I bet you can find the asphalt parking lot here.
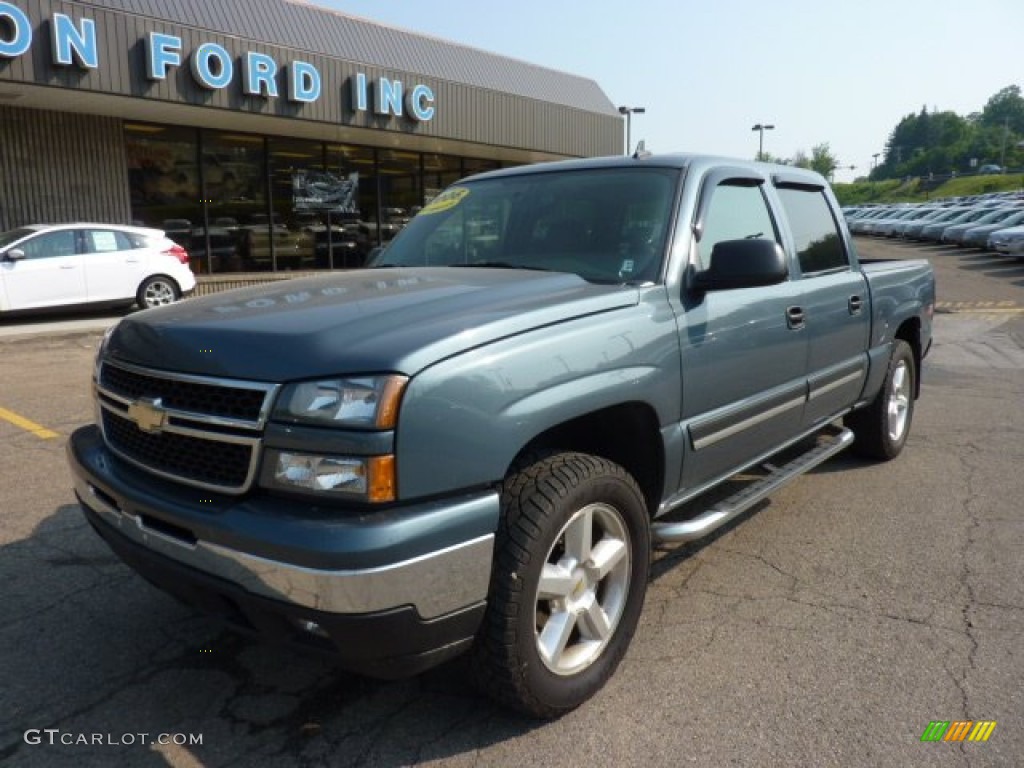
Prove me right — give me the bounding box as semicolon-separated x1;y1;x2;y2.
1;239;1022;767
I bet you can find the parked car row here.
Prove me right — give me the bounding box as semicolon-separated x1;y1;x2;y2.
844;192;1024;256
1;223;196;316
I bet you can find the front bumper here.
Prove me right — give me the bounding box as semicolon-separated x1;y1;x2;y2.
991;239;1024;254
68;425;498;675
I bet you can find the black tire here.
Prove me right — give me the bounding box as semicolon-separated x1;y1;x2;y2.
137;275;181;309
847;339;916;460
471;452;650;718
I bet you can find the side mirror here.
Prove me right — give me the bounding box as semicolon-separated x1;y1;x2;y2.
4;248;26;262
692;239;788;291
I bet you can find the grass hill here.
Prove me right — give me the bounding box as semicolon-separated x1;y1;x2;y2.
834;173;1024;206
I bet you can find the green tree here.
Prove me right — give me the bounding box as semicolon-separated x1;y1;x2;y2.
875;104;993;179
809;143;838;177
979;85;1024;133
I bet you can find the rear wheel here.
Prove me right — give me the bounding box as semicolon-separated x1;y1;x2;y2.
847;339;916;460
137;275;180;309
472;452;650;718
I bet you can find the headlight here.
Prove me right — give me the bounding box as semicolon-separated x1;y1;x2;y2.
94;323;118;379
269;450;395;502
273;375;407;429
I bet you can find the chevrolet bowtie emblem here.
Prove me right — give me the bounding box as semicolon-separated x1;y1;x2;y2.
127;397;168;433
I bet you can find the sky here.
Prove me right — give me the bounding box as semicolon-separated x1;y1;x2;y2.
309;0;1023;183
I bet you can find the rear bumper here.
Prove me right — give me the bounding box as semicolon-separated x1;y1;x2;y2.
68;425;498;675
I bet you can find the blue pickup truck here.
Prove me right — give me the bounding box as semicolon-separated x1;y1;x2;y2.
68;153;934;717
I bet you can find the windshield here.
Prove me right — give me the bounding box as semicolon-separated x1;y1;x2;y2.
0;228;34;251
998;210;1024;227
976;208;1017;224
373;167;679;284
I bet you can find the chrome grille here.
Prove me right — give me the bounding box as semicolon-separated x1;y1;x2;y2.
96;360;278;494
102;409;253;489
100;362;268;423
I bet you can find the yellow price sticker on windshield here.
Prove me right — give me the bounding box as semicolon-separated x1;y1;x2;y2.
420;187;469;215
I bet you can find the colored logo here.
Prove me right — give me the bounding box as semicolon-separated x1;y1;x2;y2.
921;721;996;742
127;397;168;434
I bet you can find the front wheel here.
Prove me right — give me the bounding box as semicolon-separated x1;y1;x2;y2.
137;275;180;309
847;339;916;460
472;452;650;718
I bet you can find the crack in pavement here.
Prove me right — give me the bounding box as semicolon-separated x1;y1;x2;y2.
954;443;985;767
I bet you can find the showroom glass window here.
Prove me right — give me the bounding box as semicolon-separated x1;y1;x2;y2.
327;144;375;266
423;154;462;207
202;131;268;273
378;149;421;243
463;158;501;178
125;124;200;251
124;121;517;273
268;137;322;271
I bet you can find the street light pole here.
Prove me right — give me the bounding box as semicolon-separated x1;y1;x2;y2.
872;153;880;170
830;164;856;183
751;123;775;160
618;106;646;155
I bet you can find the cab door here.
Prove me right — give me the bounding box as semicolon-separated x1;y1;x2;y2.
80;228;147;303
771;177;870;428
0;229;86;311
676;170;808;492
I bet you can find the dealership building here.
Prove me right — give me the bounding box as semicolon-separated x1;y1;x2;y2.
0;0;622;271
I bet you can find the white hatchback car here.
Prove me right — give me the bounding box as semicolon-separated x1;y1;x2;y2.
0;223;196;314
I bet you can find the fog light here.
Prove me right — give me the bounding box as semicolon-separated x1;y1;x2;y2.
294;618;329;638
276;453;368;493
271;451;396;502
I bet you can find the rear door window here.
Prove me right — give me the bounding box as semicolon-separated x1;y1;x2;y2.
82;230;134;254
776;187;849;275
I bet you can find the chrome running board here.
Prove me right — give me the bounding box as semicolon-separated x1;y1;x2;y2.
652;426;854;543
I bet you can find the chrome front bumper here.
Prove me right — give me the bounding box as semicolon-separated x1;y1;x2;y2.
68;426;497;621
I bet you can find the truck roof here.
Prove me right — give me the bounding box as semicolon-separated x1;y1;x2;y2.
465;153;830;186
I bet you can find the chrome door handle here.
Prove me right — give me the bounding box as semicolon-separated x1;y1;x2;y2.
786;306;805;330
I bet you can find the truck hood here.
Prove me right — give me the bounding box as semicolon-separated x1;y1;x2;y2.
105;268;639;380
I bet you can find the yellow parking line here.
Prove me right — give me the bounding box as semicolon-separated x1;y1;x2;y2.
0;407;60;440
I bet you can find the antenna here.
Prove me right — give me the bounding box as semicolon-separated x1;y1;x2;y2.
632;140;651;159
